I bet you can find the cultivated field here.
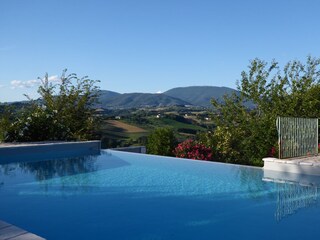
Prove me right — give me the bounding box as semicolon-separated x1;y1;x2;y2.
105;120;147;133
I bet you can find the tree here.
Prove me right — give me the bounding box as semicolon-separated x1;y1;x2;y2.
0;105;13;142
211;56;320;166
147;128;177;156
5;70;100;142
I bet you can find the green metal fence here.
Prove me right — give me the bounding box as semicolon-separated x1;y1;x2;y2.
276;117;319;159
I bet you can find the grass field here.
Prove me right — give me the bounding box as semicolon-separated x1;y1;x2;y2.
100;120;148;148
149;118;206;131
105;120;147;133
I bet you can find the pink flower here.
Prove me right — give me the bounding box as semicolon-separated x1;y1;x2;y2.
173;139;213;161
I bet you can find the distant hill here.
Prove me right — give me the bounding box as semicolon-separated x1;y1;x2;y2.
98;91;190;108
99;90;121;102
3;86;239;109
99;90;121;103
164;86;237;107
97;86;239;108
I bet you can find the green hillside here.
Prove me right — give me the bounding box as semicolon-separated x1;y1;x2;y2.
96;86;239;109
164;86;237;107
99;92;190;108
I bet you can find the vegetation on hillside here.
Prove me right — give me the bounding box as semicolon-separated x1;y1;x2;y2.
164;86;237;107
97;86;237;108
99;107;212;148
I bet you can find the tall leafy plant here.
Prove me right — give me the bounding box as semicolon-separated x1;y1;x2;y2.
5;70;100;142
147;128;177;156
211;56;320;166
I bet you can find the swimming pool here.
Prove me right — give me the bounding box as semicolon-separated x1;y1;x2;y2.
0;150;320;240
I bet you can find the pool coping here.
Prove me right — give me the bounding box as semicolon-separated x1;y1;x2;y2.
0;140;101;148
0;140;101;163
263;155;320;176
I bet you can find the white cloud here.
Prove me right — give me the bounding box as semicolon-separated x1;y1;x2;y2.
11;79;40;89
47;75;59;82
156;90;162;94
10;75;60;89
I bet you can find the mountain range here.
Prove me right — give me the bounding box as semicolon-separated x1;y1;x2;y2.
98;86;237;109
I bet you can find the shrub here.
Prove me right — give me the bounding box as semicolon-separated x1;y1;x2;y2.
5;105;69;142
0;106;12;142
5;70;100;142
147;128;177;156
173;139;213;161
211;56;320;166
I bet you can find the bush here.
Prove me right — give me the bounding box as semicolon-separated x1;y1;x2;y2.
211;56;320;166
173;139;213;160
5;105;71;142
0;106;12;142
5;70;100;142
147;128;177;156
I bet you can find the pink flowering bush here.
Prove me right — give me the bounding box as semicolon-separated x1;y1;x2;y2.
173;139;213;161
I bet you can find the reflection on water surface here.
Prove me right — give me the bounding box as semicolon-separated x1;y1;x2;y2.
263;170;320;221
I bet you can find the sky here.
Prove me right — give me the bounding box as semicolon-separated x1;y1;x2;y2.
1;0;320;102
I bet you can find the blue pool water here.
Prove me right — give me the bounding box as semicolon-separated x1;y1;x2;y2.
1;150;320;240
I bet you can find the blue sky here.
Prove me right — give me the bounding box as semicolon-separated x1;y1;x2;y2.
1;0;320;102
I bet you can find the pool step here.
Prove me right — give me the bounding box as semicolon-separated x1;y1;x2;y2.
0;220;45;240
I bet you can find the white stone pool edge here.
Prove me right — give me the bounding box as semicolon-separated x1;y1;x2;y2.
0;140;101;154
263;155;320;176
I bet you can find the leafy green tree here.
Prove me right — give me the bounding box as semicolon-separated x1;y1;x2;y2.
0;105;13;142
147;128;177;156
5;70;100;142
211;56;320;166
